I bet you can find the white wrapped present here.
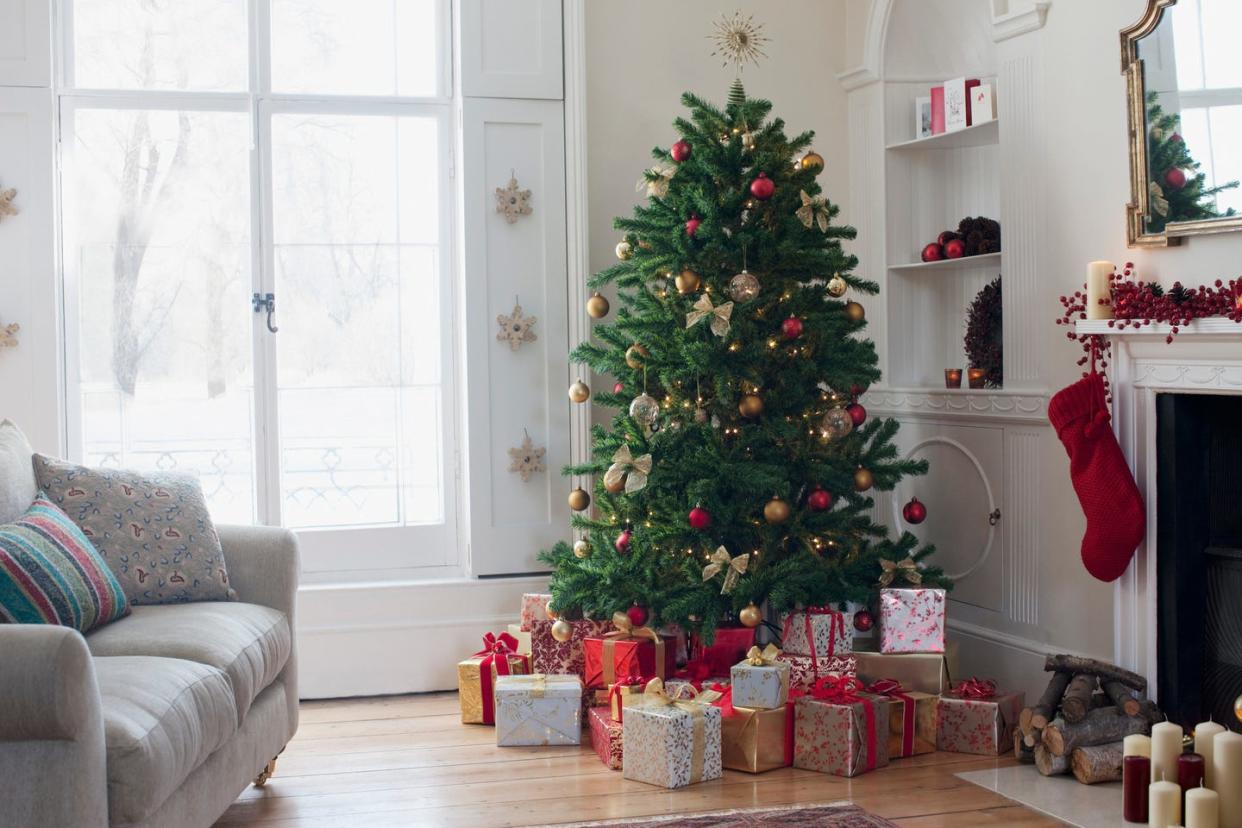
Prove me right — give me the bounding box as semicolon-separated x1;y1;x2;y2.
622;678;722;789
494;674;583;747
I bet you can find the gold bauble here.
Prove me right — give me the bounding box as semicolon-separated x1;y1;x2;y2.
853;467;874;492
739;393;764;419
826;273;848;298
844;301;866;323
545;602;558;620
550;618;574;642
573;539;591;559
568;379;591;403
1235;694;1242;722
739;602;763;628
764;496;791;524
616;240;633;260
604;473;626;494
568;487;591;511
586;293;610;319
801;151;825;172
676;268;702;295
624;344;649;369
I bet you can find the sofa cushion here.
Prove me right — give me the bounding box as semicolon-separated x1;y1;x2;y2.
0;420;37;525
86;602;290;723
33;454;236;605
0;495;130;632
94;655;238;825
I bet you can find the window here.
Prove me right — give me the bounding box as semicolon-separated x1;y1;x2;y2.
58;0;459;576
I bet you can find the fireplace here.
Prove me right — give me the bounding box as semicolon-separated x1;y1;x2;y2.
1155;392;1242;728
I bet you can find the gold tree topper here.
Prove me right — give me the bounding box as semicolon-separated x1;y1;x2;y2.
709;11;769;73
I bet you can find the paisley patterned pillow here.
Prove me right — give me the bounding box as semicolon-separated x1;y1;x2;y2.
33;455;236;605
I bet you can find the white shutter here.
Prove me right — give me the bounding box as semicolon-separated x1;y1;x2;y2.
0;0;51;87
460;0;564;100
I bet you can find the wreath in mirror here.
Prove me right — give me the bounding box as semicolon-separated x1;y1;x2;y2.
964;276;1002;388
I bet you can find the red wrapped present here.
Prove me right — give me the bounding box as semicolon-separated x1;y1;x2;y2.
530;618;613;679
781;606;852;661
457;631;530;724
582;612;676;689
588;706;624;769
865;679;937;758
777;651;856;691
936;678;1025;756
793;675;890;777
689;626;755;677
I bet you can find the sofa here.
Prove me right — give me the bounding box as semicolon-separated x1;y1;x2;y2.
0;423;300;828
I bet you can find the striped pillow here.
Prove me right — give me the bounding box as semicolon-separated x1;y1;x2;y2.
0;494;129;632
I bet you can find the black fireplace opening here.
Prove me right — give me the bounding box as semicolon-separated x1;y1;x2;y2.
1156;392;1242;729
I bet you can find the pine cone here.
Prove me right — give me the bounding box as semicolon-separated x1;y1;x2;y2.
1169;283;1190;304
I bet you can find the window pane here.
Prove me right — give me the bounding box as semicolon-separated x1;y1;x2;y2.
271;112;445;530
71;0;248;91
66;108;256;523
271;0;440;97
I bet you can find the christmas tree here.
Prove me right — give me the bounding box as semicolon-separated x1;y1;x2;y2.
538;74;949;642
1145;93;1238;233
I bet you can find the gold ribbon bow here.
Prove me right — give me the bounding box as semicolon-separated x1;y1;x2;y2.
636;677;722;783
745;643;782;666
685;294;734;338
1149;181;1170;218
636;162;676;198
701;545;750;594
796;190;831;232
603;445;653;494
878;557;923;587
601;611;666;685
500;673;548;697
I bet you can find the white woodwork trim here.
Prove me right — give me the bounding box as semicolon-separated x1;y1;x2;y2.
0;0;52;88
990;1;1052;43
835;0;892;90
459;0;563;100
862;387;1050;424
948;616;1100;661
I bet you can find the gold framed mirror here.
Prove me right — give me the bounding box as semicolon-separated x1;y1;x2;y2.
1122;0;1242;247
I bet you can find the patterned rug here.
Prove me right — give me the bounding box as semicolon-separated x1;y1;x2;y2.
540;803;899;827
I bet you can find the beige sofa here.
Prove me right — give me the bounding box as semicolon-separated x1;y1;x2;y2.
0;424;299;828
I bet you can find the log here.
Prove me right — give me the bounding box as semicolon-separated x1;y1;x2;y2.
1102;679;1143;717
1035;742;1070;776
1014;728;1036;764
1070;742;1125;784
1024;728;1040;748
1027;671;1073;730
1042;706;1154;757
1043;654;1147;692
1060;673;1098;724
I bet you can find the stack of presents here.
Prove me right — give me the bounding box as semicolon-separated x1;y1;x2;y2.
457;586;1025;788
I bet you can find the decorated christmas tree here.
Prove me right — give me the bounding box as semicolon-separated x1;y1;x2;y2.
1145;93;1238;232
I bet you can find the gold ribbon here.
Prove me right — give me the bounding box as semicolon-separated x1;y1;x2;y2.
603;445;653;494
878;557;923;587
636;162;676;198
636;677;722;783
601;611;666;685
500;673;548;697
685;294;734;338
701;546;749;594
745;643;781;666
796;190;831;232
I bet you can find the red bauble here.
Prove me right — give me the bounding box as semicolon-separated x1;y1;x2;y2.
671;139;692;163
846;402;867;426
781;316;803;340
921;243;944;262
852;609;874;632
944;238;966;259
850;383;868;397
749;172;775;201
613;381;625;393
1165;167;1187;190
626;604;649;627
937;231;958;247
902;497;928;525
1171;132;1183;144
615;529;632;553
807;488;833;512
688;505;712;530
685;215;701;237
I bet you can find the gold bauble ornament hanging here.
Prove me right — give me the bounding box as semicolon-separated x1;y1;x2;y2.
624;344;649;369
616;240;633;260
568;379;590;403
604;473;626;494
844;301;866;323
826;273;848;298
739;602;763;628
550;618;574;642
738;393;764;419
764;496;791;524
573;539;591;559
676;268;702;295
545;602;559;620
853;467;875;492
801;151;825;172
1235;694;1242;722
568;487;591;511
586;293;610;319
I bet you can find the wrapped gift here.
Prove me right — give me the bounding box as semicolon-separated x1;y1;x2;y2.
582;612;676;689
721;696;794;773
506;623;532;656
864;679;937;758
781;607;852;661
588;706;624;769
778;652;856;691
494;673;583;746
519;593;552;631
622;678;723;789
530;618;613;678
854;647;952;696
457;632;530;724
730;644;791;709
689;626;755;677
879;587;946;654
592;678;648;721
793;676;890;777
936;678;1025;756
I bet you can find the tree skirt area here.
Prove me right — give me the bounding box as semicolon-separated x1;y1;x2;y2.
957;765;1121;827
534;802;898;828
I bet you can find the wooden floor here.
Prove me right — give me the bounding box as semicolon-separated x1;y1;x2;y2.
216;693;1065;827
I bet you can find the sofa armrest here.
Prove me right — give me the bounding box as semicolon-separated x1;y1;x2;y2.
0;625;101;741
217;524;300;621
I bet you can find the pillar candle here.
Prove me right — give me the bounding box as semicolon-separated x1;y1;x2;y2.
1127;734;1153;757
1151;776;1183;828
1125;754;1151;823
1086;260;1115;320
1187;785;1221;828
1153;721;1185;783
1197;721;1226;789
1216;732;1242;828
1181;753;1207;794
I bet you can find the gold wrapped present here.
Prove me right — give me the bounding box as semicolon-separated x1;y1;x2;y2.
853;643;955;696
457;631;529;724
592;679;646;721
864;679;937;757
721;704;791;773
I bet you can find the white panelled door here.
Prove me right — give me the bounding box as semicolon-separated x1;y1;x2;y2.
459;0;564;99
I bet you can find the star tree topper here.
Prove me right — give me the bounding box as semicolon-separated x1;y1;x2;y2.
508;432;546;482
709;11;769;73
497;302;538;351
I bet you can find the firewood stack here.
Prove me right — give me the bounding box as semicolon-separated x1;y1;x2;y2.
1015;654;1159;785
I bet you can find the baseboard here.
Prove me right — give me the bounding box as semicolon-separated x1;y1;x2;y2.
948;618;1112;702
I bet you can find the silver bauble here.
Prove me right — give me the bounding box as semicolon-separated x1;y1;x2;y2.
629;392;660;425
729;270;760;302
820;406;855;441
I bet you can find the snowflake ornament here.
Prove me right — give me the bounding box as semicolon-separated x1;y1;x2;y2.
0;186;18;220
0;322;18;350
508;433;546;482
497;302;538;351
495;176;533;223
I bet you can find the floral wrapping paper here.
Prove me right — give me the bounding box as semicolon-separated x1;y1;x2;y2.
793;695;890;777
879;588;946;654
506;623;532;656
589;706;624;769
582;634;676;689
519;593;553;631
730;659;791;710
854;649;952;696
457;652;529;724
493;674;583;746
936;690;1025;756
622;699;723;789
690;627;756;677
777;652;857;691
780;609;853;660
721;705;791;773
530;618;613;679
870;687;937;757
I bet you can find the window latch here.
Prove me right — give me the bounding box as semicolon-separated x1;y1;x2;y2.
252;292;278;333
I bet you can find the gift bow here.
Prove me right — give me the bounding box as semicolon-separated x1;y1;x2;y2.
476;631;519;657
600;611;666;684
878;556;923;587
809;675;880;772
745;643;782;666
604;445;653;494
701;546;749;594
685;294;734;338
471;631;529;725
867;678;917;758
951;677;997;699
796;189;831;232
637;162;676;198
638;676;723;709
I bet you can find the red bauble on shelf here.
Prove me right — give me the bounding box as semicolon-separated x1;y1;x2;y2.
937;231;959;247
688;505;712;530
1165;167;1187;190
846;402;867;426
627;604;649;627
749;172;775;201
853;609;874;632
615;529;632;553
921;243;944;262
902;497;928;525
685;215;702;237
671;139;692;163
807;488;833;512
944;238;966;259
781;316;803;340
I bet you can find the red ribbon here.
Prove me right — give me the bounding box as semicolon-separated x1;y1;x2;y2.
782;606;844;674
867;678;916;757
674;659;714;690
951;677;997;699
608;677;649;723
809;675;878;772
707;682;735;718
784;688;805;766
472;631;527;725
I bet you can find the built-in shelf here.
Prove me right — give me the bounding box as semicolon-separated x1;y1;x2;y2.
888;251;1002;274
1076;318;1242;337
885;119;999;152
